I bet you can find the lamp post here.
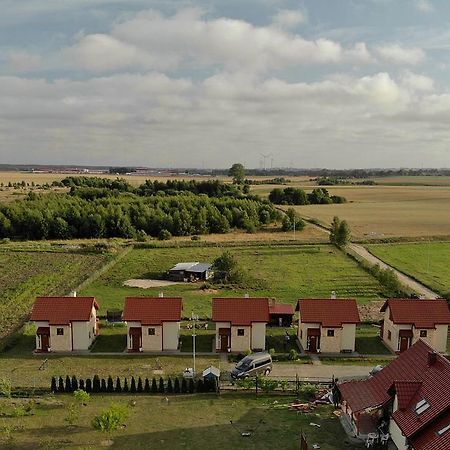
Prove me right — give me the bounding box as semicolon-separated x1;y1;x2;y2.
191;312;199;375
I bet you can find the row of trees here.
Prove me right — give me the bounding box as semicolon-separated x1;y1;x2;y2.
0;193;280;240
268;187;346;205
51;375;217;394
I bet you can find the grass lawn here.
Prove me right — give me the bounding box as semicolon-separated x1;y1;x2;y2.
90;322;128;353
355;324;392;355
81;244;386;319
320;357;394;366
0;247;112;340
266;327;299;353
366;242;450;296
0;393;354;449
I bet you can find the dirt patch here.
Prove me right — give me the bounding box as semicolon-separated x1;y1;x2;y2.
123;279;180;288
359;300;384;322
199;288;218;294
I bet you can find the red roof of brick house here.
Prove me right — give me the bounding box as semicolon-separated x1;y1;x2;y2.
123;297;182;325
339;340;450;450
31;296;99;325
269;303;295;316
380;298;450;329
212;298;269;326
295;299;360;327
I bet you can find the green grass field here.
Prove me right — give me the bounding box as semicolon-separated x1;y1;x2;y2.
366;242;450;296
0;247;112;340
80;244;386;318
0;394;352;450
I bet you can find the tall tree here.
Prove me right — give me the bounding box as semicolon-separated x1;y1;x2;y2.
228;163;245;185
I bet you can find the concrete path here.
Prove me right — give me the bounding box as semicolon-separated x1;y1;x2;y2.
348;243;440;299
270;362;371;380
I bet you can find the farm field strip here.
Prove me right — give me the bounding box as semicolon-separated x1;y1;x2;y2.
366;242;450;296
0;248;112;339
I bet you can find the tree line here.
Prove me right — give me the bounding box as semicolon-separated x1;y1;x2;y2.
0;192;280;240
268;187;346;205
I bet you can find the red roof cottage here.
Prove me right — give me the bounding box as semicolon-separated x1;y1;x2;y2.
31;296;99;352
296;299;360;353
123;297;182;352
338;340;450;449
380;298;450;353
212;297;269;352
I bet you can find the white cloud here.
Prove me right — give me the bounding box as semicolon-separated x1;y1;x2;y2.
415;0;434;13
376;43;425;65
272;9;307;29
5;50;42;72
62;8;374;74
401;71;434;92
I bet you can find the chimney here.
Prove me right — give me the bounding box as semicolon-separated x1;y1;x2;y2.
428;351;437;366
70;290;77;297
331;291;336;300
270;298;276;307
244;293;249;298
158;292;164;298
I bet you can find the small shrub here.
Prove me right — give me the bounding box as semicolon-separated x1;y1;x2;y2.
191;235;200;241
58;377;65;393
65;376;72;393
123;378;129;393
144;378;150;393
289;349;299;361
50;377;57;394
174;378;180;394
166;378;173;394
181;378;187;394
158;378;165;394
158;229;172;240
93;375;101;393
71;376;78;392
300;383;318;400
130;377;136;393
107;376;114;393
101;379;107;393
196;379;204;393
85;379;92;393
91;403;129;435
188;379;194;394
74;389;90;406
151;378;158;394
115;378;122;393
79;379;85;391
137;377;143;393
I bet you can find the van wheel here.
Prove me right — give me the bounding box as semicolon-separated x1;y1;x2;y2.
264;368;271;376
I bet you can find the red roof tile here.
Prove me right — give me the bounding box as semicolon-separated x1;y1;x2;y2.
269;303;295;316
123;297;182;325
31;296;98;325
296;299;360;327
212;298;269;325
380;298;450;328
339;340;450;449
410;410;450;450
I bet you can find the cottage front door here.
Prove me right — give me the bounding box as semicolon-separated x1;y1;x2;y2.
131;332;141;351
41;334;50;352
220;334;229;352
399;337;409;353
309;336;317;353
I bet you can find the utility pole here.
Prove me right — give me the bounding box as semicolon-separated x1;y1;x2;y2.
191;312;199;375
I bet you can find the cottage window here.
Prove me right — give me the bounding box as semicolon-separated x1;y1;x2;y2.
415;399;430;415
420;330;427;337
237;329;245;336
56;328;64;336
327;329;335;337
148;328;156;336
388;331;392;340
437;423;450;436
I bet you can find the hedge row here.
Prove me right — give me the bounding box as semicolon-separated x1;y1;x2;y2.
51;375;217;395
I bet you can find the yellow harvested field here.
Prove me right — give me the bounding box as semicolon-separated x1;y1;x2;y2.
172;223;327;243
289;185;450;239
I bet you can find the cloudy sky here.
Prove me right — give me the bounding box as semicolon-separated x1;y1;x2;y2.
1;0;450;168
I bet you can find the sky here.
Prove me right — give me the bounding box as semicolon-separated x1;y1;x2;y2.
0;0;450;169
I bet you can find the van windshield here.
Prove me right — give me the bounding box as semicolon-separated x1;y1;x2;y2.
236;357;252;370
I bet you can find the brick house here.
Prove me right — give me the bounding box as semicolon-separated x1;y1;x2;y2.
338;340;450;449
212;297;269;352
380;298;450;353
31;296;99;352
123;297;182;352
296;298;360;353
